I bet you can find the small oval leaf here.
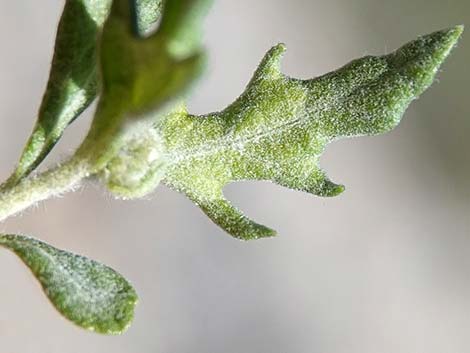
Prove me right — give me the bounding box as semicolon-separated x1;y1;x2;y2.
0;234;137;334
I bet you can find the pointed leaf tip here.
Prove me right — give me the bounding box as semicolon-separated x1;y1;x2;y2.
388;25;463;84
0;234;138;334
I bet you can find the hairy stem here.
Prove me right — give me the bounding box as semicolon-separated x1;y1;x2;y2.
0;156;91;222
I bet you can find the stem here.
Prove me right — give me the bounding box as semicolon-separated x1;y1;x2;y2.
0;156;91;222
0;97;132;222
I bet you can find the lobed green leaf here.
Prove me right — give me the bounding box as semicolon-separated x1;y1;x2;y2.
0;234;137;334
152;26;463;240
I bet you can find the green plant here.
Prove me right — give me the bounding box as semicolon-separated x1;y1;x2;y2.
0;0;463;335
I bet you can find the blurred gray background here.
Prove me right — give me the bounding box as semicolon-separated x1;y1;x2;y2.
0;0;469;352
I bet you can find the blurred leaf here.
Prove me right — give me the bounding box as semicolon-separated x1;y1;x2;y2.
9;0;162;185
81;0;211;173
99;0;210;115
155;27;463;240
0;234;137;334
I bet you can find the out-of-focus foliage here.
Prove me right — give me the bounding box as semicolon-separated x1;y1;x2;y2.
9;0;162;186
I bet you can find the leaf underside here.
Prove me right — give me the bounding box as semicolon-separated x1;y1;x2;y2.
0;234;137;334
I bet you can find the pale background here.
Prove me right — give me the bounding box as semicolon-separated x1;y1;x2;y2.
0;1;469;352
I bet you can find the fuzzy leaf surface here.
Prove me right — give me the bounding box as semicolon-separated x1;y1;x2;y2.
0;234;137;334
152;27;462;240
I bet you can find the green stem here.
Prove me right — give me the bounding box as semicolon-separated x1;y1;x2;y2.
0;156;91;222
0;96;134;223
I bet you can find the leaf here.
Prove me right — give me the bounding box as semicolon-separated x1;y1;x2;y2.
98;0;210;115
9;0;163;185
80;0;211;173
151;26;463;240
0;234;137;334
